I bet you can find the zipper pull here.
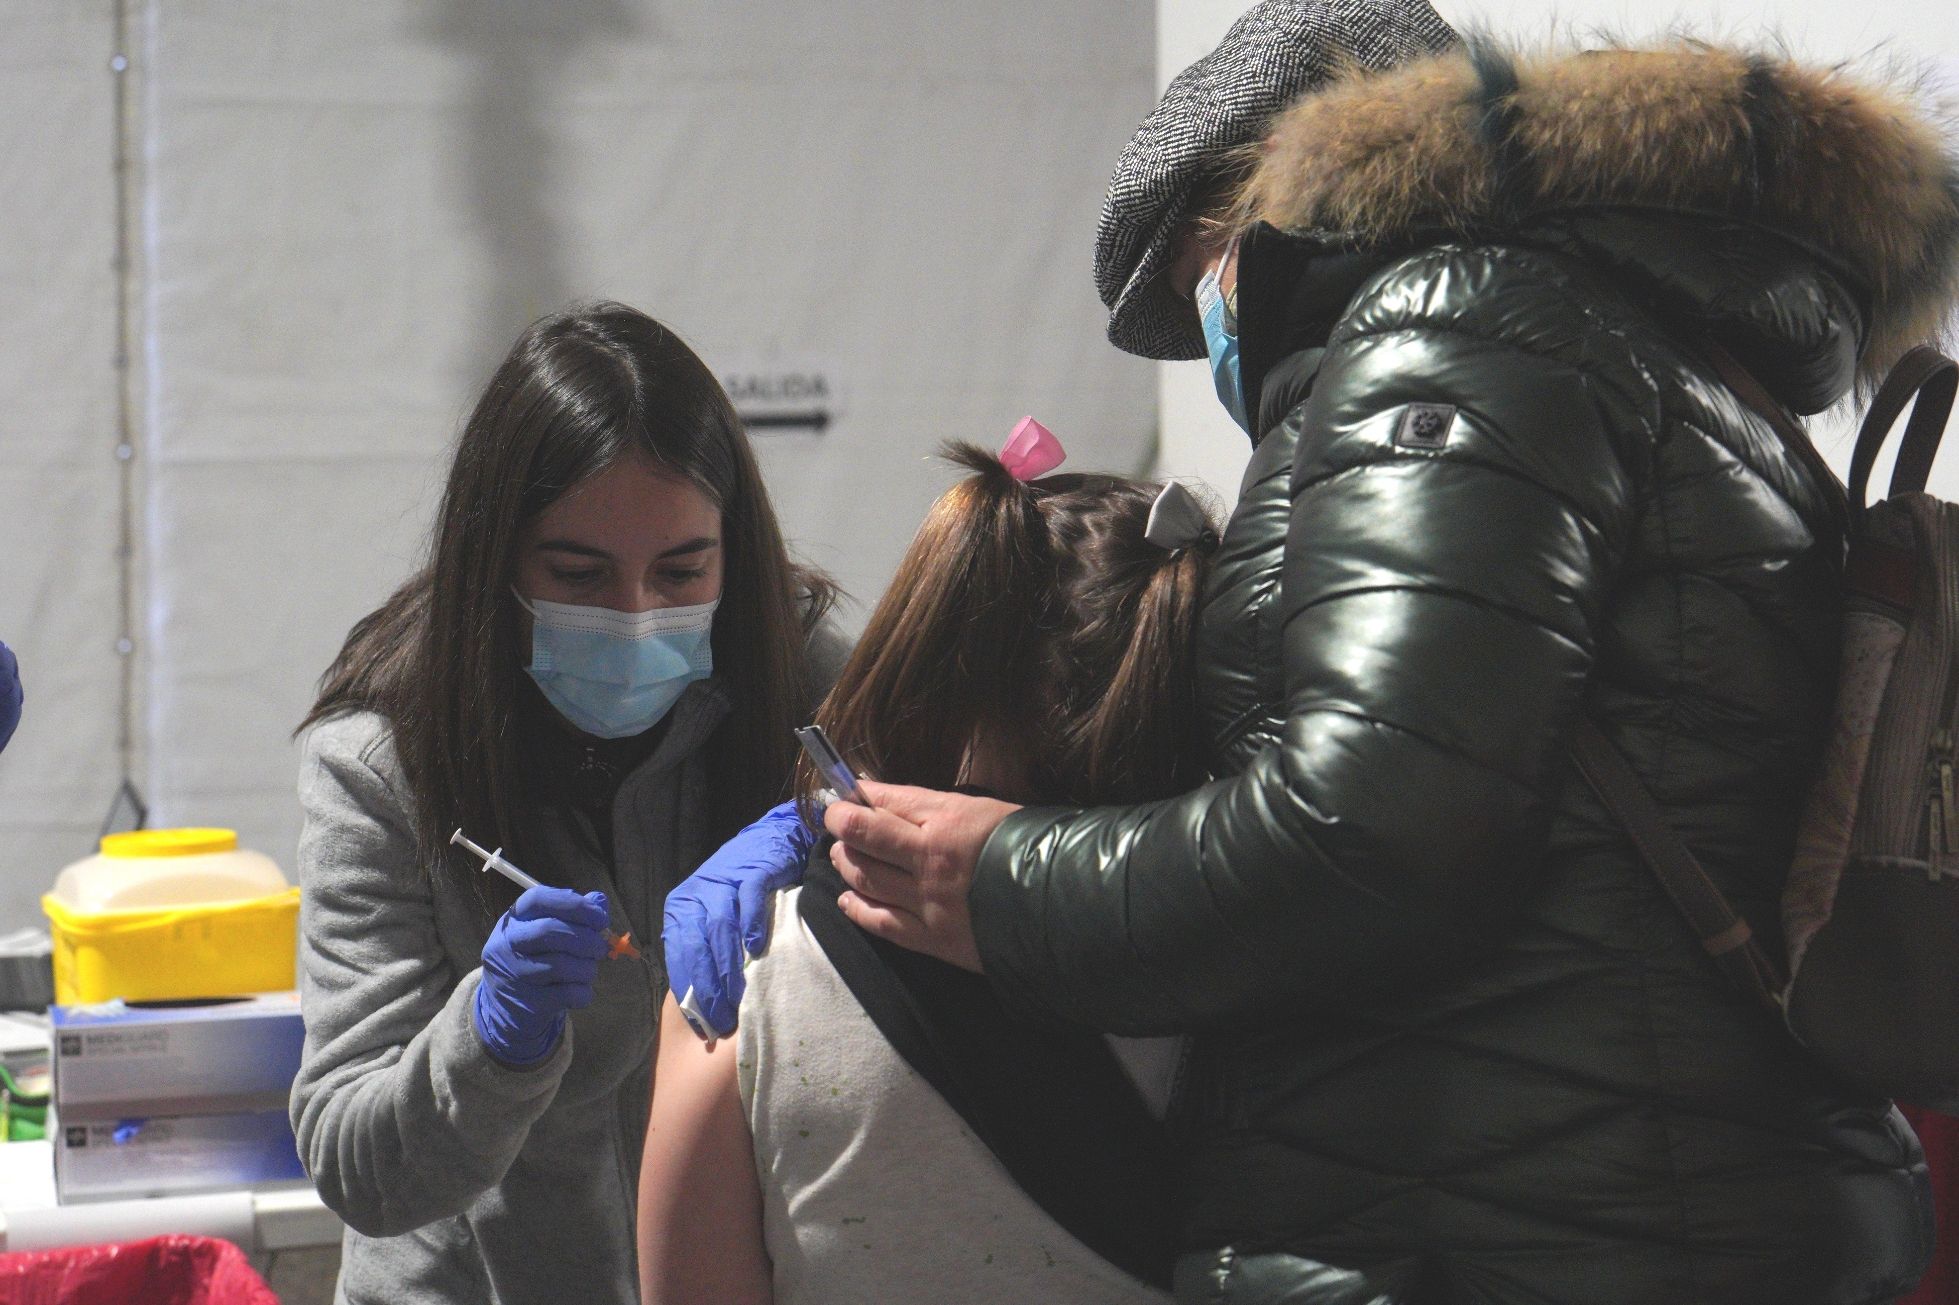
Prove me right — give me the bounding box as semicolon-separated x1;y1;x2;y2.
1931;730;1959;861
1932;794;1948;882
1941;759;1959;857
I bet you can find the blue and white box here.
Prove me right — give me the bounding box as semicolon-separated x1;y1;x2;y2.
55;1111;305;1203
52;991;304;1120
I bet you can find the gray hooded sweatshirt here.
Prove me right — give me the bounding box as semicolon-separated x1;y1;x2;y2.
291;640;844;1304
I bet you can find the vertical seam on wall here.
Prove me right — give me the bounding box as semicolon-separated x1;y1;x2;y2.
109;0;145;810
138;0;164;813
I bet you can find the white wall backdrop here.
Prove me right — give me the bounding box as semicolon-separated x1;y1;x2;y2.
0;0;1157;928
1154;0;1959;501
0;6;125;926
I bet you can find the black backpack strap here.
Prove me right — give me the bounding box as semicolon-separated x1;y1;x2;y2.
1847;347;1959;512
796;854;1176;1288
1568;720;1786;1015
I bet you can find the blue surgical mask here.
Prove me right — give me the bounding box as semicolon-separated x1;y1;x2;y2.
516;592;718;740
1196;247;1248;432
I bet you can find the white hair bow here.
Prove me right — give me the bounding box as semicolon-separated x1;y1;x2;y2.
1143;480;1217;552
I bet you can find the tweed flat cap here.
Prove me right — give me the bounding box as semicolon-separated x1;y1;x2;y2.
1097;0;1460;360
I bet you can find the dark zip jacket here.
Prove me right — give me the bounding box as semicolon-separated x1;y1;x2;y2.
971;40;1959;1305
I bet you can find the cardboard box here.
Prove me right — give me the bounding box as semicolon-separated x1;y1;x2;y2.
54;1110;305;1203
52;991;303;1120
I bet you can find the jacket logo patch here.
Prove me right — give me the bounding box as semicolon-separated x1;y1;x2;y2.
1396;403;1458;449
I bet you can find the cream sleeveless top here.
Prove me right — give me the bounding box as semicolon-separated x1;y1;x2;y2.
736;888;1178;1305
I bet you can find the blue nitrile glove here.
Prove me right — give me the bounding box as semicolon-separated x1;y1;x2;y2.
0;641;19;754
662;799;818;1039
475;885;611;1067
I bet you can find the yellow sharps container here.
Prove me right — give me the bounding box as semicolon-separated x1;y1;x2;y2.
42;829;300;1003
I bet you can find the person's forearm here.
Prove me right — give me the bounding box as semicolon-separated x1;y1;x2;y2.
971;742;1545;1033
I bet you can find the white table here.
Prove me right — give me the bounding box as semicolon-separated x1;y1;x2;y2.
0;1139;342;1253
0;1140;341;1253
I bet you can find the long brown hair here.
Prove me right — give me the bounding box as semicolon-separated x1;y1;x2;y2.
799;443;1214;810
303;302;834;905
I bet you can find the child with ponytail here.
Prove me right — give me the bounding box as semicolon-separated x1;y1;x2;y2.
638;425;1217;1305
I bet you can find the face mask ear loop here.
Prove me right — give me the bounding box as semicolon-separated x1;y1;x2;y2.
1197;241;1250;433
1220;235;1242;336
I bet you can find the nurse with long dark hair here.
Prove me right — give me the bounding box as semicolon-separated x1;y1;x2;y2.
290;302;843;1305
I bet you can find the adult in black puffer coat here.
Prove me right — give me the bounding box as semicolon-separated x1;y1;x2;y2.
821;16;1959;1305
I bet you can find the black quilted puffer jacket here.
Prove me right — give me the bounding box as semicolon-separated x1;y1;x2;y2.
971;42;1959;1305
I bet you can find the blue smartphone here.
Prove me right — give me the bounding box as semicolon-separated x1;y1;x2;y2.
795;725;870;806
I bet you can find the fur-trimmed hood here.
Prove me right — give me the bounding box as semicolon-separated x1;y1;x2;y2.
1238;39;1959;375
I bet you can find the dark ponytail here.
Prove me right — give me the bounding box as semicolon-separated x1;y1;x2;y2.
1075;542;1210;802
1038;485;1214;806
798;442;1052;799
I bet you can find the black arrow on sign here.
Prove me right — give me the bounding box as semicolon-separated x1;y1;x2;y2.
740;410;832;433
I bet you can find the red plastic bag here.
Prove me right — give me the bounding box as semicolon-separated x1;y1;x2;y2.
1902;1106;1959;1305
0;1235;276;1305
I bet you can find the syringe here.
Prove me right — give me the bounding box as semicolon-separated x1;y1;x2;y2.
449;829;641;961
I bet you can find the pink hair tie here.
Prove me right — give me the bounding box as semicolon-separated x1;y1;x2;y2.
998;416;1066;482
